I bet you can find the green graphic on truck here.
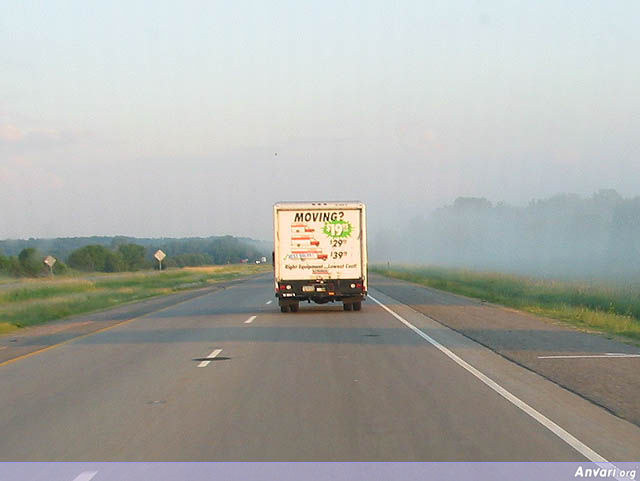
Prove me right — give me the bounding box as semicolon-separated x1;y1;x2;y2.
323;220;353;238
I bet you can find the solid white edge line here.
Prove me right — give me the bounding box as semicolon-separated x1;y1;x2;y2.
72;472;98;481
197;348;223;368
369;294;609;463
244;315;257;324
539;354;640;359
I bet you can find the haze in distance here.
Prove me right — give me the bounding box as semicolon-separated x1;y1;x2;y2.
1;1;639;279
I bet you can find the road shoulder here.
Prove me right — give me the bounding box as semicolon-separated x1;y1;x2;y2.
371;273;640;427
369;287;640;462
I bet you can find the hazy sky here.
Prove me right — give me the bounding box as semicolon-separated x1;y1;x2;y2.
2;1;639;240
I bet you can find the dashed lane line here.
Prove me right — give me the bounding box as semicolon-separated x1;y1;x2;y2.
71;472;98;481
197;349;223;368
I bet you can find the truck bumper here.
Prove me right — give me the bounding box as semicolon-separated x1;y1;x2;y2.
276;279;366;305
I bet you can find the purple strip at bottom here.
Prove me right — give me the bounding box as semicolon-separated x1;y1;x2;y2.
0;462;638;481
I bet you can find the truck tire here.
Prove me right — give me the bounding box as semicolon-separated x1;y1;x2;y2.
280;305;290;313
343;302;353;311
290;302;299;312
353;301;362;311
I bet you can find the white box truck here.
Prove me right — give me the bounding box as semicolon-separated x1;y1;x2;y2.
273;201;367;312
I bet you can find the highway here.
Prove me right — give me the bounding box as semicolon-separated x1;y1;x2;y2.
1;273;639;461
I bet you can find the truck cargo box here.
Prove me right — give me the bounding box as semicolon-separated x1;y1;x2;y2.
273;201;367;312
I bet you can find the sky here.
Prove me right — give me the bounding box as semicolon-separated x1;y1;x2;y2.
1;0;639;240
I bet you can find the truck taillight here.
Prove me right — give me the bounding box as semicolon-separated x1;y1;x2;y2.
356;283;363;289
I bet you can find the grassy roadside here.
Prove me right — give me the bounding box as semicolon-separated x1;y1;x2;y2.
0;264;270;335
371;265;640;342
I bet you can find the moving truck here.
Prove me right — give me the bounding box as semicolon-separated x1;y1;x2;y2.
273;201;367;312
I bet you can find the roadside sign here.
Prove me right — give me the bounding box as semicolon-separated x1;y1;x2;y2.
154;249;166;271
43;256;56;276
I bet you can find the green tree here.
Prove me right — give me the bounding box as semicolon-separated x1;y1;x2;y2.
111;236;133;248
7;257;23;277
0;252;8;272
104;250;125;272
168;253;213;267
52;260;68;274
68;245;124;272
68;245;103;271
18;248;43;277
117;243;146;270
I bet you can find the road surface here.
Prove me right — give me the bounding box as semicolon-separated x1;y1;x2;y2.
1;274;639;461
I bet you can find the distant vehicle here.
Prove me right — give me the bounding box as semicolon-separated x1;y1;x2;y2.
273;201;367;312
261;256;267;263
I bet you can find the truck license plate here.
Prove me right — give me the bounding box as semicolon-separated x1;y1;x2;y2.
302;286;315;292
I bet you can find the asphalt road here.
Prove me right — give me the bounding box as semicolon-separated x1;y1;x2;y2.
371;274;640;426
1;274;639;461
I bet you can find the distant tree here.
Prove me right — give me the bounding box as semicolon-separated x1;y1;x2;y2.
452;197;492;210
52;260;68;275
7;257;23;277
68;245;103;271
0;252;8;272
111;236;134;248
104;250;125;272
68;245;124;272
18;248;44;277
117;243;146;270
165;253;213;267
593;189;622;203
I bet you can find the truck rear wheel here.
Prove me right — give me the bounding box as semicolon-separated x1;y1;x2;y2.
280;305;290;313
290;302;299;312
343;302;353;311
353;301;362;311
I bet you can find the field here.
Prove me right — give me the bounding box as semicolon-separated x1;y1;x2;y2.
0;264;270;335
372;265;640;343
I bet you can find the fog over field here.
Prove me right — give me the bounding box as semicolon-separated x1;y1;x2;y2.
371;189;640;280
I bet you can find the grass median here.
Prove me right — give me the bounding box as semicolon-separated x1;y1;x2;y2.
372;265;640;343
0;264;270;335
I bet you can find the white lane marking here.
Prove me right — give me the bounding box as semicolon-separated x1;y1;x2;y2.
197;348;223;368
244;315;257;324
266;300;273;304
72;472;98;481
369;295;608;463
538;353;640;359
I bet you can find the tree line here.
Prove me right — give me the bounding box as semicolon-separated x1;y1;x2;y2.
0;235;270;277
